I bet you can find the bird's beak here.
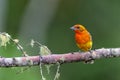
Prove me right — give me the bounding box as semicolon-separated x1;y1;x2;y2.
70;26;75;30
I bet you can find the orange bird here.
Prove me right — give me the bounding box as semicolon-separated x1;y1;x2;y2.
70;24;92;52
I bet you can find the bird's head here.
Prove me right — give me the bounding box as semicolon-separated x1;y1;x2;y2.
70;24;86;33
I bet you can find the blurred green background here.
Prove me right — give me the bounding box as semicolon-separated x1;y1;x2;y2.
0;0;120;80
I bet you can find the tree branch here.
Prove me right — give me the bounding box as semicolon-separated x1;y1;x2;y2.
0;48;120;67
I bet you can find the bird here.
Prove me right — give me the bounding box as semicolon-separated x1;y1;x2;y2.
70;24;92;52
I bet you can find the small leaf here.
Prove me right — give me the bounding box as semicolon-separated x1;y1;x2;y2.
13;39;19;43
40;45;51;56
30;39;35;47
0;33;10;47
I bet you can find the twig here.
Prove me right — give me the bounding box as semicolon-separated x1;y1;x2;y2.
10;38;28;56
54;62;60;80
0;48;120;67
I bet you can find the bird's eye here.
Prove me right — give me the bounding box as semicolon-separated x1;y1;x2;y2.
76;27;80;29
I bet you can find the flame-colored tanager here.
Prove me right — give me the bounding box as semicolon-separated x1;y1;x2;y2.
70;24;92;51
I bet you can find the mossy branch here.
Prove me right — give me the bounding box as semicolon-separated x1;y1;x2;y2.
0;48;120;67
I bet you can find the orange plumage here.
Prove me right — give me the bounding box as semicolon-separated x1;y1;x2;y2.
70;24;92;51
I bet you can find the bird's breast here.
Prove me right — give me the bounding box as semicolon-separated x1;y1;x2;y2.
75;31;91;44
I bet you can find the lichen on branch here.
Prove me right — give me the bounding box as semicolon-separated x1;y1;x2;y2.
0;48;120;67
